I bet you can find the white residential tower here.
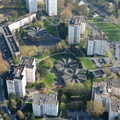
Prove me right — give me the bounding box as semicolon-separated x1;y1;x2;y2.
46;0;57;16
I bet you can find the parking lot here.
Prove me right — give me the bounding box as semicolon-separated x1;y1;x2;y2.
90;57;113;68
0;35;12;64
66;109;90;120
108;42;120;67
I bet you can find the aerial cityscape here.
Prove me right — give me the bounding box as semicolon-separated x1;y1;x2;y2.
0;0;120;120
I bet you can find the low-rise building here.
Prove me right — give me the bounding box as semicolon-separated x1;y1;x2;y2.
0;13;36;57
6;65;26;98
20;56;36;83
32;93;59;116
92;69;106;79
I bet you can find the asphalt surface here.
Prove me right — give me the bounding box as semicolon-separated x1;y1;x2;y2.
0;35;12;65
83;0;109;17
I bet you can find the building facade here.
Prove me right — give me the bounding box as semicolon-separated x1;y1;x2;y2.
20;56;36;83
68;18;81;44
46;0;57;16
6;65;26;98
92;80;120;120
32;93;59;116
86;35;107;56
26;0;38;13
0;13;36;57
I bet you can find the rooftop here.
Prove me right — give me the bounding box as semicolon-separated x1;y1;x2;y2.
33;93;58;106
5;12;36;26
93;69;106;76
19;56;34;68
111;97;120;112
7;65;25;80
87;34;106;40
107;79;120;88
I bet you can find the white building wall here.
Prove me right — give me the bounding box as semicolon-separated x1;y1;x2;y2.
8;13;36;31
109;111;118;120
81;23;86;34
6;80;16;95
33;104;41;116
68;25;74;44
26;59;36;83
26;0;38;13
46;0;57;16
87;40;94;55
100;40;107;55
68;24;81;44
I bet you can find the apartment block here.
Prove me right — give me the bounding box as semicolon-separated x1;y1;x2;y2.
32;93;59;116
68;18;81;44
0;13;36;57
26;0;38;13
6;65;27;98
86;35;107;56
46;0;57;16
20;56;36;83
92;80;120;120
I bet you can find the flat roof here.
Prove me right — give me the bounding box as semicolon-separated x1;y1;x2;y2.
87;34;106;40
7;65;25;80
19;56;34;68
5;12;36;26
33;93;58;106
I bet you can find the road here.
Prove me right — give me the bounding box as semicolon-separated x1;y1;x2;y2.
83;0;109;17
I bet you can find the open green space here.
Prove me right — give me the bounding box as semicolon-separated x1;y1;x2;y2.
92;22;120;41
41;72;56;88
80;58;95;70
43;19;56;36
37;53;76;88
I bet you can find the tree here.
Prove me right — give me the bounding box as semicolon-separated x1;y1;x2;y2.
60;102;66;110
43;88;49;94
37;1;44;9
9;93;16;100
58;0;65;8
60;7;72;20
38;66;48;78
35;82;45;90
12;56;19;65
86;100;105;117
7;99;17;112
42;49;50;56
61;94;67;102
20;45;38;56
24;112;35;120
0;52;9;74
2;0;11;5
3;113;9;120
17;110;24;120
111;74;118;79
44;59;53;69
37;21;44;27
11;11;18;17
115;115;120;120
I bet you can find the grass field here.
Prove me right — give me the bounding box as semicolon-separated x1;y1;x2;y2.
41;72;56;88
38;53;76;88
80;58;95;70
92;22;120;41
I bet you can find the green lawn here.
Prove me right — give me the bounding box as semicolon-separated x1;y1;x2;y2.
92;22;120;41
80;58;95;70
43;19;56;36
41;72;56;88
